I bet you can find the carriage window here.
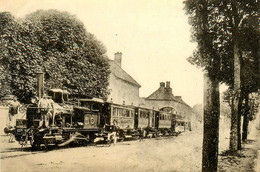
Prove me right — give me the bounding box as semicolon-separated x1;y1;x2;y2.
126;110;130;117
92;103;100;111
129;111;133;117
143;111;147;118
80;101;91;109
118;109;123;117
113;108;117;116
123;109;127;117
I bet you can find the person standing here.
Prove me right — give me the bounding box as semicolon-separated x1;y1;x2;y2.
8;97;20;127
47;96;55;126
37;95;49;127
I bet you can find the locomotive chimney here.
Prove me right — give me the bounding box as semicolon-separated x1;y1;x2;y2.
36;70;44;99
114;52;122;67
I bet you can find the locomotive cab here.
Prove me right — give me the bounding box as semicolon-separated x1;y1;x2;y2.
73;98;104;129
48;89;69;104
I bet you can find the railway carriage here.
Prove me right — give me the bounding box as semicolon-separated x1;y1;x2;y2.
132;107;160;137
134;107;150;129
103;102;136;140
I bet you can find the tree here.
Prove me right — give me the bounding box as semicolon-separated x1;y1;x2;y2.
228;0;259;150
184;0;259;170
184;0;221;171
0;12;24;97
1;10;110;103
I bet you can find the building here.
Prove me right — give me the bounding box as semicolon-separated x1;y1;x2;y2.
144;81;197;128
107;53;199;129
107;52;141;106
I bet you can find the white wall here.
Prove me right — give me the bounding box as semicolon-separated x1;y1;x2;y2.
107;74;140;106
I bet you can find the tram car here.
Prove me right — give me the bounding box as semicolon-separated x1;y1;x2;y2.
102;102;137;140
132;107;158;137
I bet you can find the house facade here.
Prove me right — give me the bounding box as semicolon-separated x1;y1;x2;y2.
107;52;141;106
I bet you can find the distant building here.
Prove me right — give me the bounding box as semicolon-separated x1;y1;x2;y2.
107;52;141;106
144;81;196;126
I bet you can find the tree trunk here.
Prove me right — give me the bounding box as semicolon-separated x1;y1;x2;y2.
202;72;220;172
229;0;241;152
242;93;249;142
237;92;243;150
196;0;221;171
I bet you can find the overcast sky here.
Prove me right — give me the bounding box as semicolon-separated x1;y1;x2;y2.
0;0;208;106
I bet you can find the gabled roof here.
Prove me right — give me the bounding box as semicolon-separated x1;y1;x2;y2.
146;83;191;108
146;87;175;100
109;60;141;88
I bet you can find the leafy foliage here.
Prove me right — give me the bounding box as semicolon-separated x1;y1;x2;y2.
0;10;110;103
184;0;259;86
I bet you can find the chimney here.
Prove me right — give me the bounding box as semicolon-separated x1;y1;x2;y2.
165;81;174;97
160;82;165;88
176;96;182;100
114;52;122;67
166;81;170;88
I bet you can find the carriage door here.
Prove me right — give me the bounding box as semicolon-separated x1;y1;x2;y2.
134;108;139;129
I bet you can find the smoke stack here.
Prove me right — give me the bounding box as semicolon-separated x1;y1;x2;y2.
36;70;44;99
114;52;122;67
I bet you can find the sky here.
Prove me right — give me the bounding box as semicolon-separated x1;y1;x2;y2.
0;0;207;106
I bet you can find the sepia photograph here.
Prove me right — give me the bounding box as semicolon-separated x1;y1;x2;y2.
0;0;259;171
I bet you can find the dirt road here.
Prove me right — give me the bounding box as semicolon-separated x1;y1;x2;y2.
2;107;259;172
1;131;207;172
